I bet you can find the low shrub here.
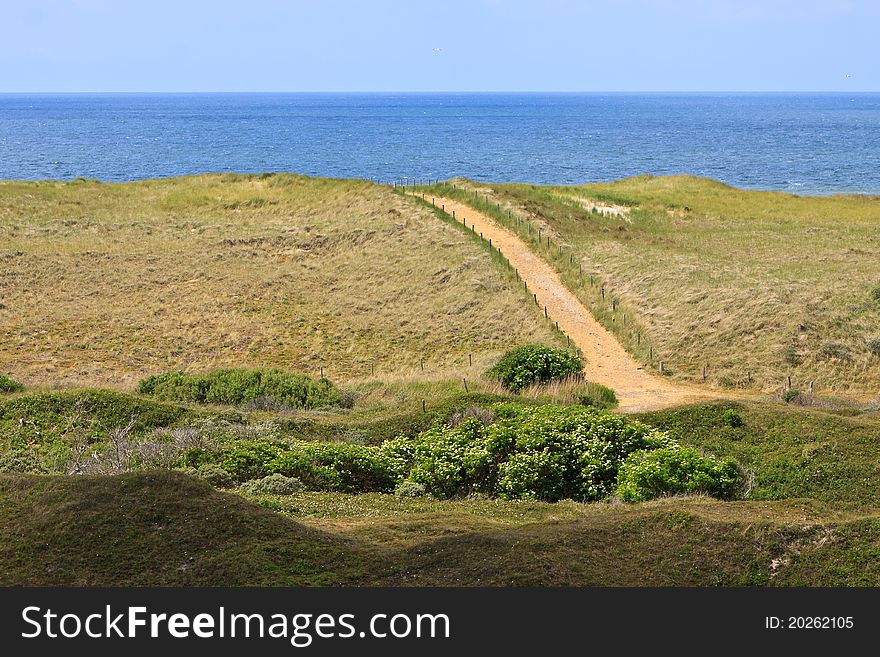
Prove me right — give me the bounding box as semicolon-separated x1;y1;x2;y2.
267;441;397;493
868;338;880;357
188;463;235;488
138;368;344;410
721;408;744;428
489;404;671;501
578;382;618;410
0;449;46;474
486;345;583;392
0;375;24;394
394;479;428;498
872;283;880;303
782;389;800;403
381;419;491;498
382;403;674;501
240;473;305;495
0;389;191;452
615;447;740;502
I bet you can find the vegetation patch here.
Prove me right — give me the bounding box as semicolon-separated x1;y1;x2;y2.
616;447;741;502
240;473;305;496
382;403;734;502
0;375;23;394
487;344;583;392
577;382;618;410
138;368;345;410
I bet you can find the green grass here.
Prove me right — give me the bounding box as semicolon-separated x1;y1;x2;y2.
0;174;562;389
5;471;880;586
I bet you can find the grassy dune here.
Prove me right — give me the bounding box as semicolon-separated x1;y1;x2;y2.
5;173;880;586
4;380;880;585
428;176;880;399
0;174;560;389
4;471;880;586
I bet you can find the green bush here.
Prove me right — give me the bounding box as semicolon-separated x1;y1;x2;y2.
615;447;740;502
722;408;744;428
0;375;24;394
868;338;880;357
0;389;191;452
489;404;672;501
872;283;880;303
240;473;305;495
394;479;428;498
267;442;397;493
381;419;491;498
578;382;618;410
486;345;583;392
211;439;287;483
0;449;46;474
187;463;234;488
782;390;800;403
382;404;673;501
138;368;344;410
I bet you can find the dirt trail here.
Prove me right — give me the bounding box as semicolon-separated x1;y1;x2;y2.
418;193;724;412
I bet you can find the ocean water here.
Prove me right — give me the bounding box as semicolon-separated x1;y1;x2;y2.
1;92;879;194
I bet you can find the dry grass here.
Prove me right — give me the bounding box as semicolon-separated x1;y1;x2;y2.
448;175;880;400
0;174;561;389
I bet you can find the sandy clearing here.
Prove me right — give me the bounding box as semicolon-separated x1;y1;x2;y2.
416;193;725;412
555;192;632;222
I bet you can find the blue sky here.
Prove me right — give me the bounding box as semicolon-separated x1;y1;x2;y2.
2;0;876;92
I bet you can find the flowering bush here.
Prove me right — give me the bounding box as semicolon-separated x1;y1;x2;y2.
486;345;583;392
382;403;687;501
240;473;305;495
615;447;740;502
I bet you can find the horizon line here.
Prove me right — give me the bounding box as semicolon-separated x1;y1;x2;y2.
0;89;877;95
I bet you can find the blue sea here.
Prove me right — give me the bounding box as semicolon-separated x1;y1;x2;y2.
1;93;879;194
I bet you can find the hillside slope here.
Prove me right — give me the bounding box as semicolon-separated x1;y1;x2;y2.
0;174;560;388
3;472;879;586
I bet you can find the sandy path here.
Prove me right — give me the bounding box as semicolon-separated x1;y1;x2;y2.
417;193;722;412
